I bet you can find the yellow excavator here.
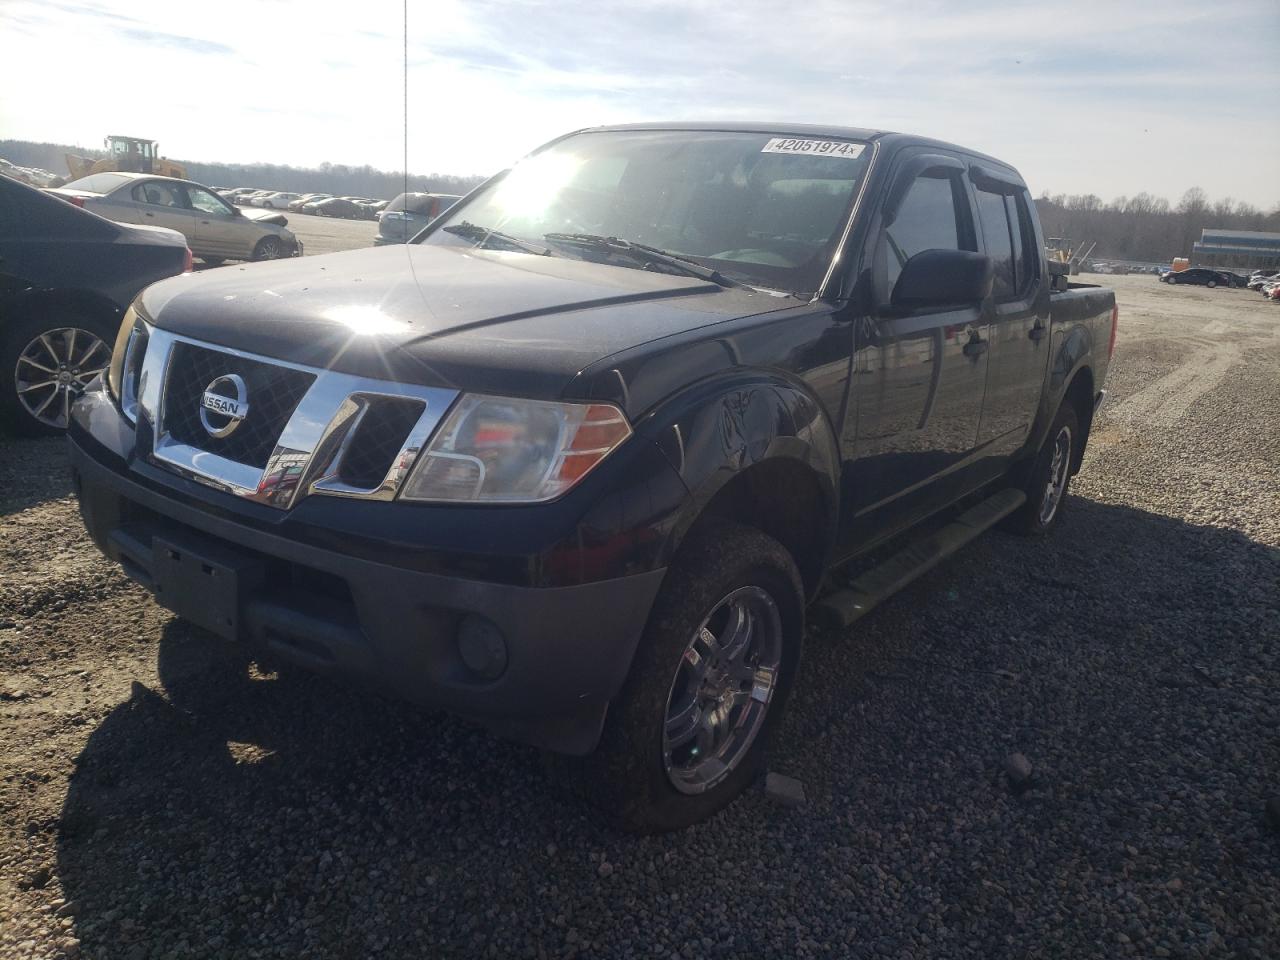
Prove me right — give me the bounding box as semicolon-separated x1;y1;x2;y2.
65;135;186;181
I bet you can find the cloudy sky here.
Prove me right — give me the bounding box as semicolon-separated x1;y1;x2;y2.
2;0;1277;206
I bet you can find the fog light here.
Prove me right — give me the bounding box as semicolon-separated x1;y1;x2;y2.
457;615;508;681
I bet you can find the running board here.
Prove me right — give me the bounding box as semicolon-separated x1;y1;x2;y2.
812;488;1027;632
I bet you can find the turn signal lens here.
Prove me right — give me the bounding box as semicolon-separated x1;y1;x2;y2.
400;395;631;503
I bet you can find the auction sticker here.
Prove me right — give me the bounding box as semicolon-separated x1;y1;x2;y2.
761;138;865;158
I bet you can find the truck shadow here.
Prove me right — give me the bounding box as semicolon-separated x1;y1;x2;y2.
53;495;1279;958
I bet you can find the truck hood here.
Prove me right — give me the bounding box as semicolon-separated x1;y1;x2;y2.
139;243;783;399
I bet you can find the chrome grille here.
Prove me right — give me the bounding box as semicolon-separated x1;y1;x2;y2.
335;397;426;489
163;342;314;468
135;329;458;510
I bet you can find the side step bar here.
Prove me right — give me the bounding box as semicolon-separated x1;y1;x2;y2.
812;488;1027;632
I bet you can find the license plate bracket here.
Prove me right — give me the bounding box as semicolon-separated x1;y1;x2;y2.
151;534;264;640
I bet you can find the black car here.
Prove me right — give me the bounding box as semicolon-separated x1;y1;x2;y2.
1165;268;1227;287
0;174;189;435
69;123;1116;830
374;192;462;245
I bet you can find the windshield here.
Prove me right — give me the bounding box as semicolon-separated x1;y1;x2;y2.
422;129;872;295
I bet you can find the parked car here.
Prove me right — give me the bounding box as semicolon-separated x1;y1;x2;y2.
289;193;331;211
47;172;301;266
312;196;365;218
252;191;302;209
374;192;462;244
234;189;271;206
1164;267;1226;287
68;122;1115;831
0;175;189;435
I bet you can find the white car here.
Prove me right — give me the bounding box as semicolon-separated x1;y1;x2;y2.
47;172;301;266
251;191;302;209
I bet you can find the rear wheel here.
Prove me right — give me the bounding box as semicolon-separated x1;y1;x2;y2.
1207;279;1217;288
0;310;115;436
252;236;283;261
1005;402;1079;536
567;524;804;833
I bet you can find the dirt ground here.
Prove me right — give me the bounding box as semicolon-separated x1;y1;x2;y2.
1;275;1277;959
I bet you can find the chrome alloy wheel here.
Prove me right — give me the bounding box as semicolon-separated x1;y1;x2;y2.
1039;424;1073;526
256;236;283;260
14;327;110;430
662;585;783;795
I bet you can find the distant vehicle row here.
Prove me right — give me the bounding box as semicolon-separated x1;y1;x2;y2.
1246;270;1280;300
213;187;391;220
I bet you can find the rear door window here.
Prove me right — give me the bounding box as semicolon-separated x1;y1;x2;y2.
132;181;188;208
975;187;1015;299
64;172;132;194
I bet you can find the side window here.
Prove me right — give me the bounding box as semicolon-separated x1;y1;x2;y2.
975;187;1015;299
131;181;186;208
188;187;229;216
882;173;968;293
1007;190;1039;296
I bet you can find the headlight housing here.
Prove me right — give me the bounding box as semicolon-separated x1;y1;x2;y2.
105;306;149;423
399;395;631;503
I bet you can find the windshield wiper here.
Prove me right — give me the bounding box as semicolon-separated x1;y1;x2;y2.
442;221;551;256
543;233;742;288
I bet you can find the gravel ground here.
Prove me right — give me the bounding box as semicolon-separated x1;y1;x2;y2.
1;275;1277;959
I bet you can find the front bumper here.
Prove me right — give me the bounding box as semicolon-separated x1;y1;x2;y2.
68;414;669;755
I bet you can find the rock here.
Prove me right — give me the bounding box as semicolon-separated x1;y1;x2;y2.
27;865;51;890
597;861;614;878
1005;753;1034;790
56;901;77;917
765;772;806;808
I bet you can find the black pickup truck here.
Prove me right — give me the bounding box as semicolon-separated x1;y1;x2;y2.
68;123;1115;831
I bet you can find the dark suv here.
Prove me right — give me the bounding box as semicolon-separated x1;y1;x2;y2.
69;123;1115;830
374;192;462;245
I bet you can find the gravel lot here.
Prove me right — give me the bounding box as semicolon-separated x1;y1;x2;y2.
1;275;1277;959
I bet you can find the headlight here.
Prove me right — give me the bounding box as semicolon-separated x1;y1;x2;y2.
105;306;149;422
399;395;631;503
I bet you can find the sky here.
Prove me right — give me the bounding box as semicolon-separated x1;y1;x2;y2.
1;0;1277;207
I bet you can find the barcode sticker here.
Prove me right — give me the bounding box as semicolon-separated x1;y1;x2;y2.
761;138;865;158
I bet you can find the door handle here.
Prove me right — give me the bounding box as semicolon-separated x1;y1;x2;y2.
1029;323;1047;341
144;212;155;218
963;338;988;358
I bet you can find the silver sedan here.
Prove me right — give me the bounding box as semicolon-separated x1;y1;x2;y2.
48;172;301;266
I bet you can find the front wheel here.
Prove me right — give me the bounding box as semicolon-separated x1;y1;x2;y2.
1005;403;1079;536
568;524;804;833
252;236;284;261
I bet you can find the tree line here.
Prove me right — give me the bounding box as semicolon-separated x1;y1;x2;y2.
1035;189;1280;264
0;139;487;201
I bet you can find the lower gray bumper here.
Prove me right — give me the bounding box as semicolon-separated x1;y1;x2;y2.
69;435;665;754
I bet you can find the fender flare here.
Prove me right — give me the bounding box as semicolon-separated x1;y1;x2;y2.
637;369;842;576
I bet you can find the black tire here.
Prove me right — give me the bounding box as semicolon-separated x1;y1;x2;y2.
564;523;805;833
200;256;225;267
252;236;283;261
0;308;118;437
1004;402;1080;537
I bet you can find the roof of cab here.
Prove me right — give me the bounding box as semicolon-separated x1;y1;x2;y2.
577;122;1014;175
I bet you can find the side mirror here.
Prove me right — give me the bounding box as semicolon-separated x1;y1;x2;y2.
891;249;993;311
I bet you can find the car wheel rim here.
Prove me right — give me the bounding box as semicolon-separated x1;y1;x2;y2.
14;326;109;429
662;585;783;795
1039;424;1072;526
258;238;281;260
